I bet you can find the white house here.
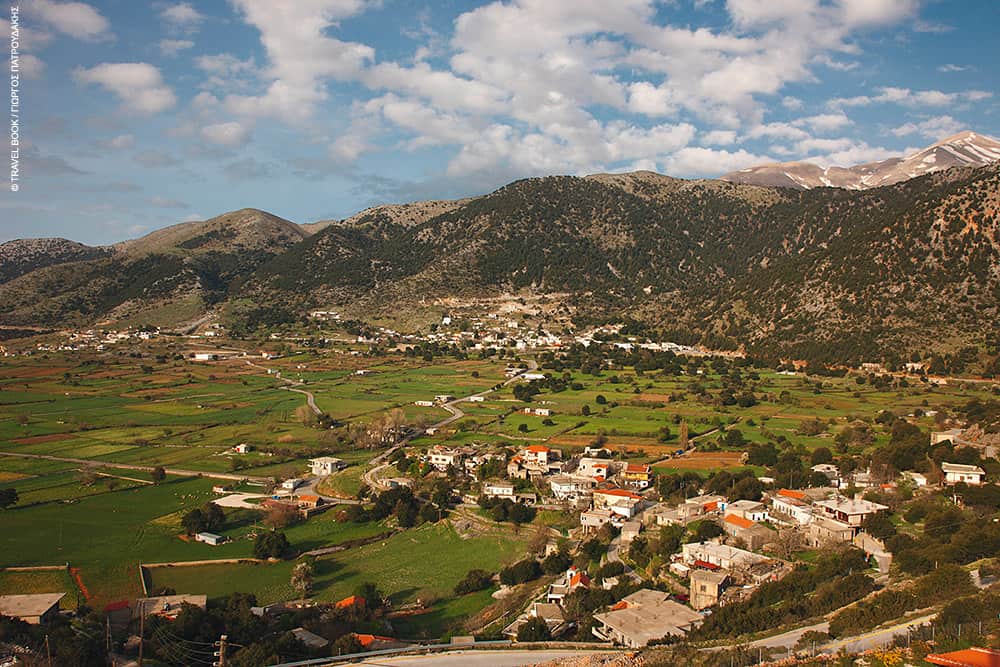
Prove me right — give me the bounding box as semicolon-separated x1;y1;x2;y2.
725;500;769;522
281;478;303;491
769;491;814;525
414;400;434;407
576;457;614;480
309;457;346;476
941;462;985;486
549;474;594;501
428;446;463;471
483;481;516;498
468;395;485;402
233;443;252;454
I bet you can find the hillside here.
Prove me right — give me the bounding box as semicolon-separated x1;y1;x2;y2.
722;131;1000;190
0;209;304;328
0;238;110;284
246;163;1000;361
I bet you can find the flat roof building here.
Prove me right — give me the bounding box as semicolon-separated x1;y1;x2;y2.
0;593;65;624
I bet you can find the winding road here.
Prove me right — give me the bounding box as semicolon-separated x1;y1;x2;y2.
361;360;541;491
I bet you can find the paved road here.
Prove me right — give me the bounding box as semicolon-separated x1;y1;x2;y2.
348;649;618;666
0;451;270;483
819;614;935;655
246;360;323;416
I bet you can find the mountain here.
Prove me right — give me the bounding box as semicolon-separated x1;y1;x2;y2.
2;133;999;363
245;162;1000;362
722;131;1000;190
301;198;472;235
0;209;303;329
0;238;110;285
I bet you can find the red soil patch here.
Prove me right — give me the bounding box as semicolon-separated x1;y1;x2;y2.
6;366;72;379
634;393;673;402
69;567;92;601
12;433;72;445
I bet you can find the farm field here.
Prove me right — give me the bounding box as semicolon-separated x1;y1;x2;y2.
2;339;998;624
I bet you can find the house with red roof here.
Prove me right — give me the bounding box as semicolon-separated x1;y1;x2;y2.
722;514;776;551
926;647;1000;667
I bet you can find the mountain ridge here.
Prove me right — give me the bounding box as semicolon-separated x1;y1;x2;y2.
721;130;1000;190
2;131;999;362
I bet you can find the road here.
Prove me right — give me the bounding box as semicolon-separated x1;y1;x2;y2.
819;614;935;655
0;451;270;483
348;649;618;666
246;360;323;416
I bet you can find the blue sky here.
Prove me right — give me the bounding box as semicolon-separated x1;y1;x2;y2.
3;0;998;244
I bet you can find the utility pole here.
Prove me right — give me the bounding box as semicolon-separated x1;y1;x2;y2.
214;634;228;667
45;635;52;667
137;601;144;667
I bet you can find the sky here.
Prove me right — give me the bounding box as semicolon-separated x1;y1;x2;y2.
2;0;999;244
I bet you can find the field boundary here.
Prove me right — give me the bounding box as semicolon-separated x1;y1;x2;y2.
1;564;69;572
142;557;266;569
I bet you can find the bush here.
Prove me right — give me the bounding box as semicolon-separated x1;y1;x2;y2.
499;559;542;586
517;616;551;642
454;569;493;595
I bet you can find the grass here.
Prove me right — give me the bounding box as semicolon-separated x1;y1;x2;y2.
149;520;528;636
0;569;80;603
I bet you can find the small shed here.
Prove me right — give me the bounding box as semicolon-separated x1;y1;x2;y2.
195;532;226;546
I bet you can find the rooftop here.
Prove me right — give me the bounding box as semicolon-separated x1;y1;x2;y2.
724;514;755;530
815;496;888;514
0;593;64;618
941;462;986;475
593;589;702;645
926;647;1000;667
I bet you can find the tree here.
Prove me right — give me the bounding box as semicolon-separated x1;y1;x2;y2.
811;447;833;465
265;503;300;530
181;508;207;535
291;560;314;597
0;488;17;509
254;531;291;559
581;404;591;416
862;513;896;541
517;616;551;642
202;502;225;532
678;421;689;449
151;466;166;483
355;582;384;610
455;569;494;595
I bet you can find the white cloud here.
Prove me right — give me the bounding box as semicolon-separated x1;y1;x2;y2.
226;0;374;121
74;63;176;114
782;96;803;110
27;0;111;41
160;3;205;31
196;53;258;92
701;130;737;146
663;146;770;177
831;87;992;108
200;121;253;146
891;115;965;140
936;64;968;73
159;39;194;56
836;0;919;27
16;54;46;79
99;134;135;150
794;112;852;132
